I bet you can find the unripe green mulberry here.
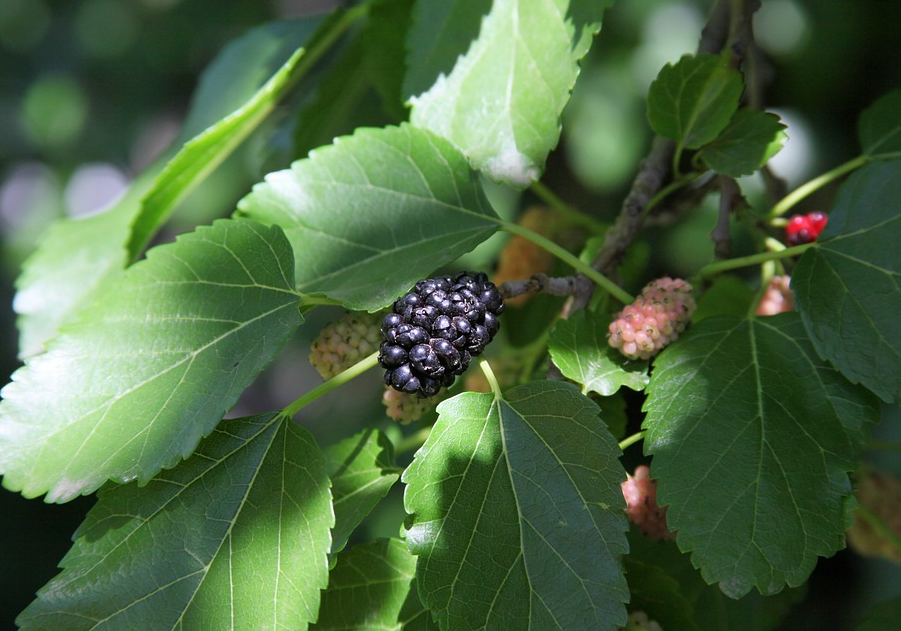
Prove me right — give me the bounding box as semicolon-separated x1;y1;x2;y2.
310;311;381;380
382;386;444;424
608;277;696;361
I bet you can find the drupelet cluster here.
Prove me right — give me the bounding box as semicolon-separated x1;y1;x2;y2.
382;387;444;424
785;211;828;245
755;275;794;316
309;311;382;380
379;272;505;397
608;277;696;361
621;465;675;541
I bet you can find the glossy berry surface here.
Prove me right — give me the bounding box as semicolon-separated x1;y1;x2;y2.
785;211;828;246
379;272;504;397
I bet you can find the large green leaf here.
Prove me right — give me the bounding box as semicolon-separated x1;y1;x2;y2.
403;382;630;631
237;124;500;310
793;161;901;403
643;314;877;598
0;219;302;502
13;19;324;360
313;539;418;631
408;0;614;187
698;109;787;177
325;429;400;557
548;310;650;396
858;89;901;159
16;412;333;631
647;53;744;150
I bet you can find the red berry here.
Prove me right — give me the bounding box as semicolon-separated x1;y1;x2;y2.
785;212;828;246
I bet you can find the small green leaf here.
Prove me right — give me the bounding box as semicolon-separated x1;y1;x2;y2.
408;0;614;187
313;539;417;631
793;160;901;403
16;412;332;631
548;310;650;395
693;275;755;322
647;54;744;149
699;109;787;177
0;219;302;502
404;382;629;631
129;19;326;257
858;89;901;159
237;124;500;310
643;314;877;598
326;429;400;557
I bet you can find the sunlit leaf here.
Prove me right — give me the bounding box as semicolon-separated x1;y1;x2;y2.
404;382;629;630
643;314;877;597
17;413;332;631
409;0;614;187
548;310;650;396
793;160;901;403
0;219;301;502
237;124;500;310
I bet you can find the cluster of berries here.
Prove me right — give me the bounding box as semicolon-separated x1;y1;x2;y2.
785;211;828;246
621;465;675;541
608;278;696;361
309;311;381;380
846;469;901;563
755;275;795;316
378;272;505;397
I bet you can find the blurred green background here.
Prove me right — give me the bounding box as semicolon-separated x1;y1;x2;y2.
1;0;900;628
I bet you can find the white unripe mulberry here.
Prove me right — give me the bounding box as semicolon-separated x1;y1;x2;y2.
310;311;381;380
382;386;444;424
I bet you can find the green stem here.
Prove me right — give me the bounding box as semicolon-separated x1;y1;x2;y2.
283;351;380;418
480;358;502;397
618;430;646;452
768;154;868;219
855;504;901;557
500;220;634;305
640;174;701;222
699;243;814;278
396;426;432;455
529;181;607;233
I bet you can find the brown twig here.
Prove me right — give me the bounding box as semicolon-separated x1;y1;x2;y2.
712;176;740;260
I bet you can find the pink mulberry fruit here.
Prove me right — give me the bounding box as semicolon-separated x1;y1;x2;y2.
621;465;675;541
608;277;696;361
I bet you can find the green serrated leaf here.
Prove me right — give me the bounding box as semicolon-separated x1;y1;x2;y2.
409;0;614;187
548;310;650;395
693;274;755;322
129;18;327;258
793;161;901;403
647;53;744;149
0;219;302;502
643;314;877;598
858;89;901;159
699;109;787;177
16;412;332;631
313;539;417;631
326;429;400;557
237;123;500;310
403;382;629;631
